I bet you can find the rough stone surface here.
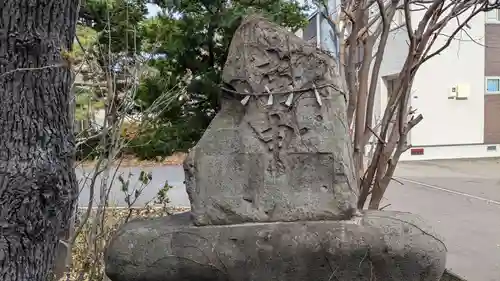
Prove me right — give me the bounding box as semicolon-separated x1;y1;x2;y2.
105;211;446;281
184;14;357;226
105;14;448;281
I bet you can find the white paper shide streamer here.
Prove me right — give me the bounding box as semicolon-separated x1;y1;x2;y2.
312;83;322;106
241;89;251;105
238;84;323;108
285;85;294;107
265;86;273;106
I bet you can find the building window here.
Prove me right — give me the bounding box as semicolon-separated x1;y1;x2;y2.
303;14;317;41
486;77;500;94
486;9;500;22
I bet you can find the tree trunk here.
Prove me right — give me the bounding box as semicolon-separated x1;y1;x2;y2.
0;1;79;280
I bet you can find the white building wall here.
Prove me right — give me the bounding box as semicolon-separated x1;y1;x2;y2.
374;28;411;130
377;9;499;160
400;144;500;161
408;11;485;147
295;6;500;160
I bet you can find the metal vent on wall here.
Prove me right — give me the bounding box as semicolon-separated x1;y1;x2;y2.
487;145;497;151
410;148;424;155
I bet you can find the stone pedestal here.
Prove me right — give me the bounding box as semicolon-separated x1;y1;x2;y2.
105;211;446;281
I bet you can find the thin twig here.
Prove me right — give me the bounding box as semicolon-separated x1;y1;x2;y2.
367;126;386;144
0;64;65;79
379;203;391;210
364;214;447;251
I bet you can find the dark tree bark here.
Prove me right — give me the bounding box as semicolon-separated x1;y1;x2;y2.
0;1;80;280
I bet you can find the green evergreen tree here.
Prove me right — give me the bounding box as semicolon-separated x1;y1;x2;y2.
132;0;309;158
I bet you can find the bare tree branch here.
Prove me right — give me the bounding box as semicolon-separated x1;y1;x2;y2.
336;0;500;209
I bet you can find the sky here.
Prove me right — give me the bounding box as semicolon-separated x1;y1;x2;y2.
145;1;316;18
146;3;160;18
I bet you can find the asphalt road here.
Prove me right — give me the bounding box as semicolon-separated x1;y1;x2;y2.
77;158;500;281
388;159;500;281
76;165;189;208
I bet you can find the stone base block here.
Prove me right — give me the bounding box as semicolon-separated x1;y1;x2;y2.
105;211;446;281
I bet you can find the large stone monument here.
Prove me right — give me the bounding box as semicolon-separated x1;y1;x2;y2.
105;15;447;281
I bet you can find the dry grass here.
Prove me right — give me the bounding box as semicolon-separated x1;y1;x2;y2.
66;206;189;281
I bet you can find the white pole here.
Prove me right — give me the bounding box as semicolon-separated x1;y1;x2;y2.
319;0;339;58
